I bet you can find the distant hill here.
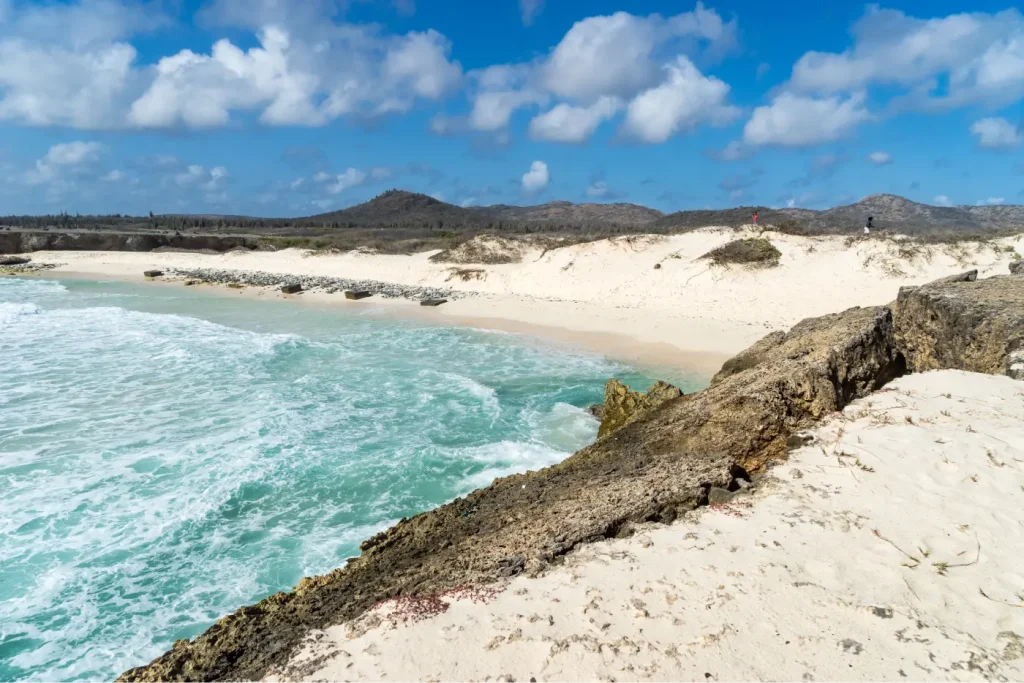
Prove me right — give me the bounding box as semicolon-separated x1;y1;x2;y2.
308;190;481;226
306;190;666;228
475;200;664;225
654;194;1024;235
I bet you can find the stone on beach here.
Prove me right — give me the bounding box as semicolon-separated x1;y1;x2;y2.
345;290;372;300
144;270;163;278
420;298;447;306
895;270;1024;379
0;256;30;266
280;283;303;294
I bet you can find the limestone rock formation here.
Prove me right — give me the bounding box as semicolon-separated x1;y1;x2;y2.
117;305;905;683
0;256;29;265
597;379;683;438
894;271;1024;379
1011;260;1023;275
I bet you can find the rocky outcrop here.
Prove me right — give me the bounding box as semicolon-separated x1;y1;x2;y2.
0;231;257;254
117;304;905;683
1012;260;1023;275
597;379;683;438
894;271;1024;379
167;268;460;302
0;256;30;265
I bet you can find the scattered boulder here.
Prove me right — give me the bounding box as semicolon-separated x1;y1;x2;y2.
143;270;163;278
597;379;683;438
184;280;201;287
0;256;30;266
421;298;447;307
281;283;302;294
586;403;605;420
1011;260;1023;275
894;271;1024;379
653;263;662;270
345;290;372;300
708;487;736;505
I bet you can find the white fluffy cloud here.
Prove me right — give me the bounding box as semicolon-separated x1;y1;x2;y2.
970;117;1022;149
787;7;1024;110
539;6;736;102
0;0;462;129
621;56;738;143
867;151;892;165
315;168;368;195
934;195;952;206
528;97;621;143
25;141;105;184
460;4;738;140
130;26;461;128
743;92;871;146
521;161;549;193
978;197;1005;205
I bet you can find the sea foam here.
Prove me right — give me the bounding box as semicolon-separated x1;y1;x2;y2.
0;276;697;681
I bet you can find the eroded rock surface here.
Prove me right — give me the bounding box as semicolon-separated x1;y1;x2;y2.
117;305;905;683
895;272;1024;379
597;379;683;438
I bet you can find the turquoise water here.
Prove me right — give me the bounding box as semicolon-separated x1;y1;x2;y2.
0;276;703;682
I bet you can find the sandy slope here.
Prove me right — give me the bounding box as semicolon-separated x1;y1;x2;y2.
24;229;1023;371
264;370;1024;682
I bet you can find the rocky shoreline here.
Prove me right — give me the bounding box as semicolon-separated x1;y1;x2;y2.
167;267;465;301
113;267;1022;682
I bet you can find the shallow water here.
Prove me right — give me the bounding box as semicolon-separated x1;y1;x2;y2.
0;276;704;681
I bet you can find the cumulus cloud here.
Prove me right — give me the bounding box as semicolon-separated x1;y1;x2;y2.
786;7;1024;110
934;195;952;206
540;6;736;102
130;26;461;128
743;92;870;146
867;151;892;165
528;97;621;143
621;56;738;143
25;141;105;184
521;160;549;193
970;117;1022;148
0;0;462;129
978;197;1005;205
458;4;738;140
315;168;368;194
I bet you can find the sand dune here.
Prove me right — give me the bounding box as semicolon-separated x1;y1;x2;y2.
24;229;1023;374
265;370;1024;682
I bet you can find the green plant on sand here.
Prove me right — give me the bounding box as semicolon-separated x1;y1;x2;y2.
700;237;782;268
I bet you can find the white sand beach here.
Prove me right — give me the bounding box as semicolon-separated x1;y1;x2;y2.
20;229;1024;373
265;370;1024;682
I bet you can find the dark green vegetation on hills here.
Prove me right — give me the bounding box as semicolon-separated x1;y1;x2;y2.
3;191;1024;239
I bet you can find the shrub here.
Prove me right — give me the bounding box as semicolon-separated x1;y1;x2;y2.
700;237;782;268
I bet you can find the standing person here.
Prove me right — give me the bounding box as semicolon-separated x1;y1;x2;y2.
864;215;874;234
752;211;759;225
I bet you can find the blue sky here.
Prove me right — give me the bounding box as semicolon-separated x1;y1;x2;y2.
0;0;1022;217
